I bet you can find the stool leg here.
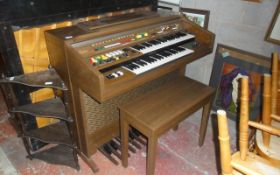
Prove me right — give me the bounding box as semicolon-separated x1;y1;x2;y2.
199;98;212;146
121;113;129;168
147;136;157;175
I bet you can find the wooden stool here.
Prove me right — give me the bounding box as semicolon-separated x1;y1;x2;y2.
217;77;280;175
120;75;215;175
256;53;280;166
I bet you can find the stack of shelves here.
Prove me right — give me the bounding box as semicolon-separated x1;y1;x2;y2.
0;68;79;170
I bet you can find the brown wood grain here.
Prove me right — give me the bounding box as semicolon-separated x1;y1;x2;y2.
120;75;215;175
120;76;214;134
45;12;215;159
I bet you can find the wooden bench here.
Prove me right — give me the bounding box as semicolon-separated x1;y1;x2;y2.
120;75;215;175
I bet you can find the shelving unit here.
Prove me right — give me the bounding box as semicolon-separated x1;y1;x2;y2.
0;68;80;170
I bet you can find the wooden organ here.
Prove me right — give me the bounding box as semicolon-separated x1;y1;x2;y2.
45;11;215;159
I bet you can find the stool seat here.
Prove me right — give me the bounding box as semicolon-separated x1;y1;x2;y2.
120;76;215;134
120;75;215;175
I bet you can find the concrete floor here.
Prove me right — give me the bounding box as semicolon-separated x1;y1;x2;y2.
0;91;237;175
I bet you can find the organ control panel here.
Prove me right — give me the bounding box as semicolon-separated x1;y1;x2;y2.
45;12;215;102
74;21;194;77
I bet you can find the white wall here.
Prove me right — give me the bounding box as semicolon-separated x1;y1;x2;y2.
182;0;280;83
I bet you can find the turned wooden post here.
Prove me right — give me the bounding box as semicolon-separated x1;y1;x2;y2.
239;77;249;160
262;74;272;147
271;52;278;115
217;110;233;175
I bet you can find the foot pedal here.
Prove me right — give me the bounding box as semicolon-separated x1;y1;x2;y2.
116;137;137;153
108;141;121;159
100;128;148;165
98;144;119;165
130;128;146;145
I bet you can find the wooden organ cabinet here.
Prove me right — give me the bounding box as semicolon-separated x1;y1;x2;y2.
45;10;215;161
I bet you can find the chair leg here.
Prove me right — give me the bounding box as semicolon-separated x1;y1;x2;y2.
199;97;213;146
240;77;249;160
271;52;278;115
262;74;272;147
217;110;233;175
147;135;157;175
121;112;129;168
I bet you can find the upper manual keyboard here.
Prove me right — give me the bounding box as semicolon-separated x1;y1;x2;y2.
130;31;194;54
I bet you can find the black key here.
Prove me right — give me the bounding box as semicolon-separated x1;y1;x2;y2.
131;45;140;50
149;57;157;62
132;45;145;50
139;60;148;65
123;64;134;70
157;51;169;57
130;65;137;70
157;38;167;42
138;45;146;50
148;56;159;61
139;59;149;64
156;53;165;57
177;31;187;36
134;60;147;66
148;40;160;45
167;49;177;54
141;42;152;47
162;50;172;57
150;54;163;60
173;46;186;52
141;57;155;63
140;58;151;63
173;33;181;38
168;34;176;40
145;57;156;63
163;36;172;41
131;63;140;69
124;63;138;70
174;32;182;38
126;64;134;69
154;39;163;43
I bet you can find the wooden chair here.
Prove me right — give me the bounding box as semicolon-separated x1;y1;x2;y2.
256;53;280;165
271;53;280;117
217;77;280;175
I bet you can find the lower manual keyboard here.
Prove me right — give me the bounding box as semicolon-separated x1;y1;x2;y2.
122;46;193;75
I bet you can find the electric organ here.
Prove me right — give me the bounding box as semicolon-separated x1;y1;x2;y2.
45;11;215;159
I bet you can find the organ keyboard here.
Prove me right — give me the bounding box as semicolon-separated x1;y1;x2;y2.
122;45;194;75
130;31;194;54
45;11;215;157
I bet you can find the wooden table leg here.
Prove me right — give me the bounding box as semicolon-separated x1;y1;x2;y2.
78;151;99;173
121;112;129;168
147;135;157;175
198;97;213;146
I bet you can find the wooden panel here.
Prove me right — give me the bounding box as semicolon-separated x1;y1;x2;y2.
11;8;147;127
13;21;72;127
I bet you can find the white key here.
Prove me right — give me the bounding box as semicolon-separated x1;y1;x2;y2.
122;48;194;75
131;34;195;54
